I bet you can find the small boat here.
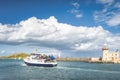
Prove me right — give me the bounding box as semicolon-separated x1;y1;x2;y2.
23;53;57;67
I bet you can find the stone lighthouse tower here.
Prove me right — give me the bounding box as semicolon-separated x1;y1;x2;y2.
102;43;109;62
102;43;119;63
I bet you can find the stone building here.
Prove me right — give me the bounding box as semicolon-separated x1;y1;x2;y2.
102;44;119;63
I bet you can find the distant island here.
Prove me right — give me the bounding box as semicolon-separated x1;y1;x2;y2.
0;53;29;59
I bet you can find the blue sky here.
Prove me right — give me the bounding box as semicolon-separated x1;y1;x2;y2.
0;0;120;33
0;0;120;57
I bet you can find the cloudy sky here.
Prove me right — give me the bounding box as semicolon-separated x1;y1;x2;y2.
0;0;120;57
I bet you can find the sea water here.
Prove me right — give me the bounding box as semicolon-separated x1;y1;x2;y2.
0;59;120;80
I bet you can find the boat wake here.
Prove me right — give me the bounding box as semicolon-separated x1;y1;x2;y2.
20;63;27;66
56;66;120;74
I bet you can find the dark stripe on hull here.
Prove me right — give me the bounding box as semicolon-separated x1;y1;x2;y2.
24;62;57;67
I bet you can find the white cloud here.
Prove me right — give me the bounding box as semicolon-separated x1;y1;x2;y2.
1;50;6;54
106;14;120;26
97;0;114;5
68;2;82;18
114;2;120;8
0;16;120;56
69;9;79;14
94;0;120;27
71;2;80;9
75;14;83;18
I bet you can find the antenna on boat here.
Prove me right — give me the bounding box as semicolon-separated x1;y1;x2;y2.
36;48;37;54
32;48;38;54
58;50;61;58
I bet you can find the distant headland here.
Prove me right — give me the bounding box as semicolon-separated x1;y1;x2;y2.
0;53;29;59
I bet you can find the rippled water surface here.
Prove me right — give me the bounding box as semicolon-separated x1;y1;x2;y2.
0;59;120;80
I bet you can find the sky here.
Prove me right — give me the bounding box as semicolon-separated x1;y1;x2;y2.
0;0;120;57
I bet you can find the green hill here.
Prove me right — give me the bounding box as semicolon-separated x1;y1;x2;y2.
0;53;30;59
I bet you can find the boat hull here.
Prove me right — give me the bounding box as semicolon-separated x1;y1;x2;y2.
24;60;57;67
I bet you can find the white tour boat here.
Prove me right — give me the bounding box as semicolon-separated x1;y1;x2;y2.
24;53;57;67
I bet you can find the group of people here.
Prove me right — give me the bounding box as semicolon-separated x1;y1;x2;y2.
31;53;56;62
